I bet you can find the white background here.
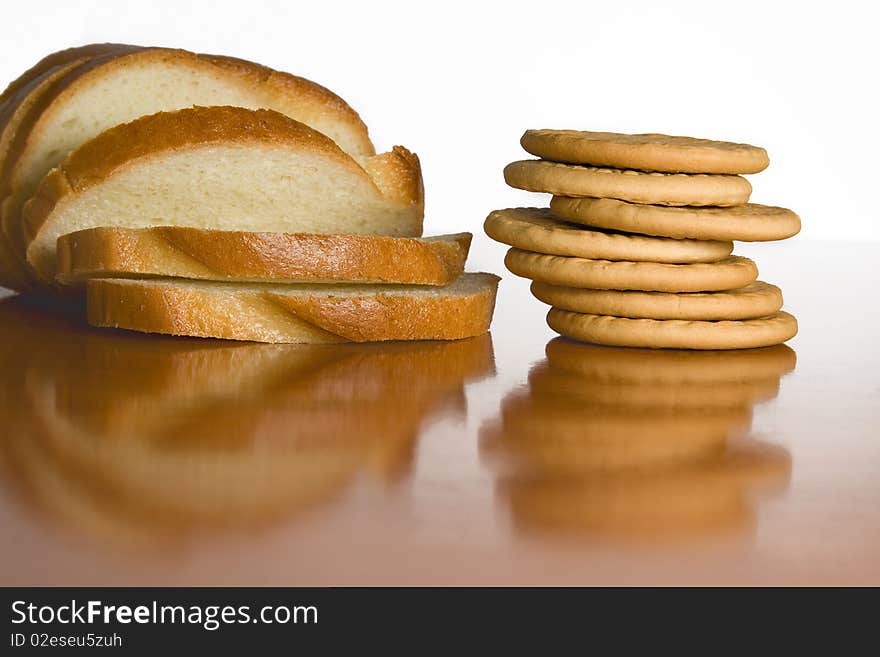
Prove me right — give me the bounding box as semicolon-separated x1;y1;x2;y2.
3;0;878;253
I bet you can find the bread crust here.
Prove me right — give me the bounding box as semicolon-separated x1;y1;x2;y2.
57;227;471;285
87;273;500;343
0;44;130;111
14;46;373;168
1;45;145;291
363;146;424;209
202;53;374;158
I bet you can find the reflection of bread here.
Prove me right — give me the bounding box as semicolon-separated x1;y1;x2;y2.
26;381;373;526
546;338;796;384
44;341;344;436
0;297;495;545
0;297;334;435
499;441;791;542
3;414;157;545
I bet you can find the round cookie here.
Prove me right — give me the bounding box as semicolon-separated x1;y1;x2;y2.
484;207;732;264
551;196;800;242
547;309;798;350
505;248;757;293
504;160;752;207
531;281;783;320
521;130;769;174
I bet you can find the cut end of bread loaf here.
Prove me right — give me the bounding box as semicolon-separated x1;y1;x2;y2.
1;46;145;291
57;227;471;286
23;106;425;284
87;273;500;343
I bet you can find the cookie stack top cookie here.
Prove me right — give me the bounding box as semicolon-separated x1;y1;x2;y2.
487;129;800;350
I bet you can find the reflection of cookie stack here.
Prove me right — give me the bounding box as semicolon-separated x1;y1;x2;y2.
487;130;801;349
479;339;795;542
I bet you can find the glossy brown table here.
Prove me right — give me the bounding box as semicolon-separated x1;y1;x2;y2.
0;241;877;586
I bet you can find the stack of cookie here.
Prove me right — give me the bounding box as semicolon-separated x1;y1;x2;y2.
486;130;800;349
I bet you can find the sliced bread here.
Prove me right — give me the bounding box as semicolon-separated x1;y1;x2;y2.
56;227;471;286
0;45;140;289
86;273;500;343
23;105;424;284
2;44;376;289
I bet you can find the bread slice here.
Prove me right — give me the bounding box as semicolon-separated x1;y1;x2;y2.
56;227;470;286
87;272;500;343
0;45;140;289
23;105;424;284
2;44;376;290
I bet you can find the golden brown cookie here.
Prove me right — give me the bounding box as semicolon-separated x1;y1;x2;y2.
504;160;752;207
505;248;757;292
484;207;732;264
547;309;798;350
551;197;800;242
521;130;769;174
531;281;783;320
